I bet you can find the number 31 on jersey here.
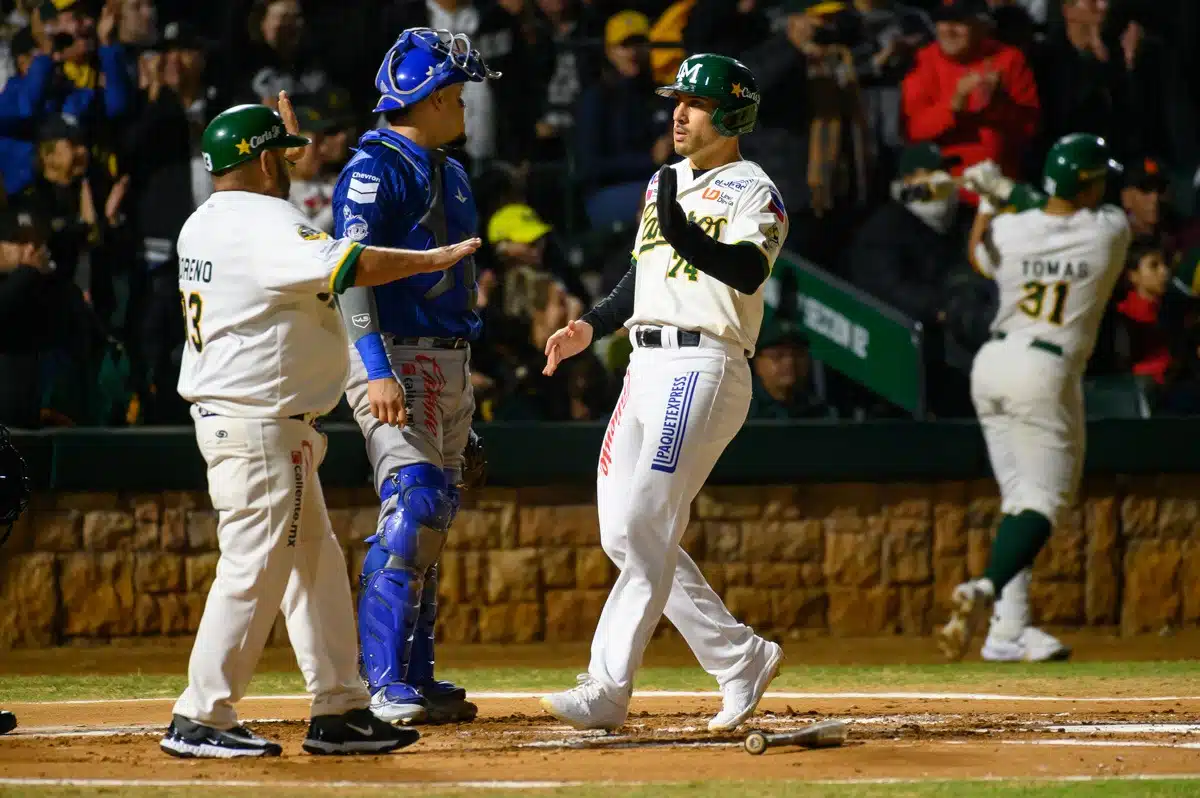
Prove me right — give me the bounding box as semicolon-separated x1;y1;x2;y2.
1019;280;1069;325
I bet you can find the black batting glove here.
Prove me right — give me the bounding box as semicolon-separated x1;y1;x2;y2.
655;165;692;245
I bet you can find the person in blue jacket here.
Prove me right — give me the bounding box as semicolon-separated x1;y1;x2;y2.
0;14;132;196
332;27;499;727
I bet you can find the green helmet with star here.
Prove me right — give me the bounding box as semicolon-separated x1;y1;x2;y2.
200;104;311;174
656;53;759;137
1042;132;1122;200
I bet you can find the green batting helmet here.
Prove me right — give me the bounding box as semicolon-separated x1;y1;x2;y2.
1042;133;1122;200
200;104;311;174
656;53;759;137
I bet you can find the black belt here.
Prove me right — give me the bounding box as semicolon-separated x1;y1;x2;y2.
391;336;469;350
991;331;1063;357
197;407;319;424
635;328;702;348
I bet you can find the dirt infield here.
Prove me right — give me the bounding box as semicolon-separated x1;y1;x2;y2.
5;694;1200;787
4;636;1200;790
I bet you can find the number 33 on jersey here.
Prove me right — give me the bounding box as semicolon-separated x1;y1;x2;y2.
633;160;789;355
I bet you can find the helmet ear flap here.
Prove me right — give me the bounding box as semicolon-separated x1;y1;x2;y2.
712;104;757;137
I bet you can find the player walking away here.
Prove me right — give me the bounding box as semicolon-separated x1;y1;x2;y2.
333;28;498;727
937;133;1132;663
539;54;788;732
162;98;480;758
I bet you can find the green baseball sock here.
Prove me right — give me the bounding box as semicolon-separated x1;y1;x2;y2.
983;510;1052;594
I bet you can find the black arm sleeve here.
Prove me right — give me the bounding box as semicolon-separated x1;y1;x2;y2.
580;260;636;338
670;225;770;294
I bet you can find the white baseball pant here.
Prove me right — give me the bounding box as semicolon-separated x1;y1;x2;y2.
173;407;369;729
589;326;764;695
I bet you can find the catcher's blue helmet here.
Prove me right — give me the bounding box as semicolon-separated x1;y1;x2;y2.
373;27;500;114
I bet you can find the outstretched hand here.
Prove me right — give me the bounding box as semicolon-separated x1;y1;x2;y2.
425;238;482;272
543;319;594;376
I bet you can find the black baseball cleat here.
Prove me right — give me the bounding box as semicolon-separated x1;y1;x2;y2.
0;710;16;735
419;681;479;725
302;707;420;755
160;715;282;758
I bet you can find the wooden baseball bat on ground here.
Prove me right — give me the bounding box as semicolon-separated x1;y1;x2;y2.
743;719;849;755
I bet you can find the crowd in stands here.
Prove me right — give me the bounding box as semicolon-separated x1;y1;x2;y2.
1;0;1199;428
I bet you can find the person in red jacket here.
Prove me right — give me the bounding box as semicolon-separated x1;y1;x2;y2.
1115;240;1172;384
901;0;1040;194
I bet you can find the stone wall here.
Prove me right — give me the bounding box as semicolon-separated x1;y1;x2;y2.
1;477;1196;648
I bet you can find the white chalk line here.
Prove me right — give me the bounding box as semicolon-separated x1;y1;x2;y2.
10;717;1200;742
20;690;1200;706
5;775;1200;790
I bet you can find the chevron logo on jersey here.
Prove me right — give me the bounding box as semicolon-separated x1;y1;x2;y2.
346;176;379;205
767;186;786;222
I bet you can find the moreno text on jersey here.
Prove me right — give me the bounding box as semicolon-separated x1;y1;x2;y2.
179;257;214;283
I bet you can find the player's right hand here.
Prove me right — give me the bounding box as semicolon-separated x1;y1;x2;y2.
962;160;1014;202
367;377;407;427
426;238;482;272
543;319;594;376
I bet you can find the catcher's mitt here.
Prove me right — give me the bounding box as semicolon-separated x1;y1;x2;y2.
461;428;487;490
0;424;31;548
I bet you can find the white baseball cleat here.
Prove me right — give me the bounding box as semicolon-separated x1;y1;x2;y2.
708;640;783;732
540;674;628;731
937;579;996;662
982;626;1072;662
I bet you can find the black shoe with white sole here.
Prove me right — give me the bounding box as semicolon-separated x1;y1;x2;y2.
302;708;420;755
160;715;282;758
0;710;16;735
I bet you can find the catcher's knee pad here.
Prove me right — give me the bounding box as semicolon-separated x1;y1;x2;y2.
375;463;456;570
358;565;423;691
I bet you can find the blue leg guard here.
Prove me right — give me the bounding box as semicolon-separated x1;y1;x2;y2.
408;479;461;690
356;463;456;698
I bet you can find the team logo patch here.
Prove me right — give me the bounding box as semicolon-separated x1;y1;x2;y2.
651;371;700;474
343;206;369;241
297;224;330;241
351;313;371;328
763;222;781;251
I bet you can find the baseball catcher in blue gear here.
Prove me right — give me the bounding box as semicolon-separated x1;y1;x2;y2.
335;28;497;726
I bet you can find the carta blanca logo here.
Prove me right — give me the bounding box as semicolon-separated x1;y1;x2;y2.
800;295;869;359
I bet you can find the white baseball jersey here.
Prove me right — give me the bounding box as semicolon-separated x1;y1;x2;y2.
176;190;365;418
975;204;1131;363
630;159;789;355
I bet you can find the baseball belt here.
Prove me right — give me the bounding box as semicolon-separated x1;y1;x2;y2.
635;328;702;348
390;336;469;350
990;331;1063;357
196;407;321;426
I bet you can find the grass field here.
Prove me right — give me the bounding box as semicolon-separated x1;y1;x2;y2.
5;660;1200;703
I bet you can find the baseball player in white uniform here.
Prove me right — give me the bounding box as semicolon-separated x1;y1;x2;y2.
161;97;480;758
938;133;1132;663
539;54;787;732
